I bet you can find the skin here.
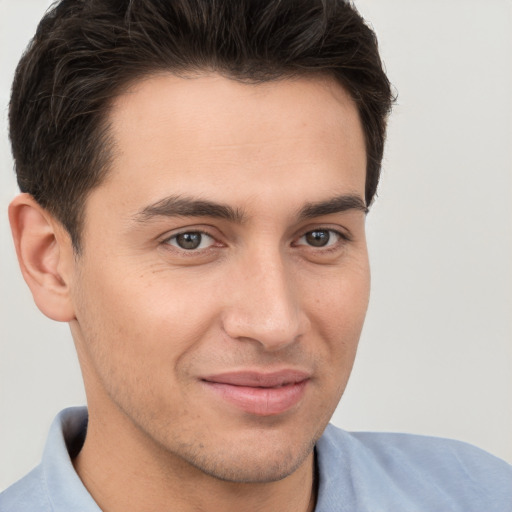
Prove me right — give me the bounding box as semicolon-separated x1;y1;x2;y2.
10;73;369;512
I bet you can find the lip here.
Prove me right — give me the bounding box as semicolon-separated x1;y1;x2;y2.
201;370;310;416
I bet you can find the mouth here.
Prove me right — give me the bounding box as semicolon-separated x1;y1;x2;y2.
201;370;311;416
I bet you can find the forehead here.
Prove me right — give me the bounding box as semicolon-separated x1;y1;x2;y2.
92;73;366;218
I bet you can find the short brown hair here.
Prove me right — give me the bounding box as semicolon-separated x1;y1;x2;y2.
9;0;393;251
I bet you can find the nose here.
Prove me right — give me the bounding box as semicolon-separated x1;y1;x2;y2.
221;248;310;351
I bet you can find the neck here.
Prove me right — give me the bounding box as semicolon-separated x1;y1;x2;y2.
73;407;317;512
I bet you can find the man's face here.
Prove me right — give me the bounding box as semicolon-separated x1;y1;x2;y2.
69;73;369;482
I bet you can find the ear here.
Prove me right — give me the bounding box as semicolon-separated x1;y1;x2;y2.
8;193;76;322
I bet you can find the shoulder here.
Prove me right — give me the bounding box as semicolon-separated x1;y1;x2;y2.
0;466;52;512
0;407;92;512
315;424;512;512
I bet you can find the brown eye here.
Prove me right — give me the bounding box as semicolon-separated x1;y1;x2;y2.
176;233;202;249
166;232;214;250
305;230;331;247
295;229;345;249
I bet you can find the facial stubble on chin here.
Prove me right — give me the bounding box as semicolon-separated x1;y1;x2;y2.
173;431;319;484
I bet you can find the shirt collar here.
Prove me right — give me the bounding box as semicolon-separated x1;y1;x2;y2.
41;407;101;511
42;407;341;511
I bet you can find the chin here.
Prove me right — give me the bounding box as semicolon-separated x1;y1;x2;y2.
164;423;320;484
186;442;314;483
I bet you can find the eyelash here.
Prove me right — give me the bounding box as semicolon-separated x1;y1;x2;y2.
163;230;219;252
161;227;351;254
293;228;351;251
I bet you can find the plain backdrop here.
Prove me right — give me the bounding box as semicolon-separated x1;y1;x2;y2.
1;0;511;491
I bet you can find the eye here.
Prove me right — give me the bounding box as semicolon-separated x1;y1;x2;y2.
296;229;343;248
165;231;216;250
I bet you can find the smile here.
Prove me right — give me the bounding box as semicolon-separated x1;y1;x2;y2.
201;370;310;416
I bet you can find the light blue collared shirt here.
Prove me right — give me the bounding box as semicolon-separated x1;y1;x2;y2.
1;407;511;511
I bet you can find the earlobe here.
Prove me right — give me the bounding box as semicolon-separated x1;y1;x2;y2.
8;193;76;322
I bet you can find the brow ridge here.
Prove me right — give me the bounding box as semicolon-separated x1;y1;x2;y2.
133;195;246;223
298;194;368;220
133;193;367;225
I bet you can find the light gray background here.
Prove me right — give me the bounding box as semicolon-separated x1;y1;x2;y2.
1;0;511;491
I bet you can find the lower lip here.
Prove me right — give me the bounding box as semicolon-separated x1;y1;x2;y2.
203;380;308;416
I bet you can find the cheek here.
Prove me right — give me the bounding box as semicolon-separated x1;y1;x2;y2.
311;254;370;322
71;266;226;425
72;261;223;380
306;259;370;367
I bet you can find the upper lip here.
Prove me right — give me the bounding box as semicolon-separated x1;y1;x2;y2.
201;370;311;388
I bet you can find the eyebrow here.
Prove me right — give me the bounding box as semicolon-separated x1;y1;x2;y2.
298;194;368;219
132;193;367;225
133;195;246;223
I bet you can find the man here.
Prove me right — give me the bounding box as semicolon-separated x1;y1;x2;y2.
1;1;510;511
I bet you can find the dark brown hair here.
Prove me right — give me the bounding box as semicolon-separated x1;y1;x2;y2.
9;0;393;251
